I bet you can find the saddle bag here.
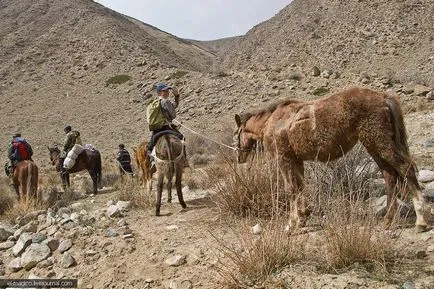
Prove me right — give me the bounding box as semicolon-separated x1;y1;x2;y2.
64;144;84;169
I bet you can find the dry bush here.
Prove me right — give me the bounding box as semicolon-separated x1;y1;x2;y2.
213;220;307;288
317;194;397;272
0;180;15;215
210;156;290;219
117;179;154;209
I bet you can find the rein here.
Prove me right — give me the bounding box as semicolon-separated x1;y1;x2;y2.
172;120;237;151
116;160;135;175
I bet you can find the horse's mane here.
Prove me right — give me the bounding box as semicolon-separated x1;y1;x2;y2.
240;98;304;123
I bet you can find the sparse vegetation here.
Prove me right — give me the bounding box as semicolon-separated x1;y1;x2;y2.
106;74;131;85
117;178;154;209
171;70;189;79
312;86;329;96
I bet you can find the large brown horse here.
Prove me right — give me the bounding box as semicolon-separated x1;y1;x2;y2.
12;160;39;202
153;134;187;216
48;146;102;194
235;87;428;232
135;140;153;192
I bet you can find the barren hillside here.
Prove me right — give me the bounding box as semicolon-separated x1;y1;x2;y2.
218;0;434;87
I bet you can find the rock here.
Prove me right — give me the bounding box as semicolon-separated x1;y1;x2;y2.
0;241;15;250
106;200;114;207
8;257;22;272
413;85;431;96
107;205;122;218
116;201;132;211
17;210;45;227
416;250;427;259
252;223;262;235
14;221;38;238
169;279;193;289
117;219;127;227
418;170;434;183
58;239;73;253
0;226;13;242
166;225;179;231
32;233;47;244
105;229;118;237
311;66;320;77
61;252;77;268
165;255;186;267
36;258;53;268
12;232;33;256
42;238;60;252
426;91;434;100
374;195;413;217
21;243;51;270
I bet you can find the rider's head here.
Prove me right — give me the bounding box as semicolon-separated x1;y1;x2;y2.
119;144;125;149
156;82;171;98
64;125;72;133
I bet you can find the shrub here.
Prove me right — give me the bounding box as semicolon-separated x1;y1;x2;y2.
312;87;329;96
171;70;189;79
117;179;154;209
106;74;131;85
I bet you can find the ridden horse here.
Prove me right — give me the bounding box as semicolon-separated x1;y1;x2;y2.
235;86;429;233
48;146;102;194
135;140;153;192
153;133;187;216
11;160;39;203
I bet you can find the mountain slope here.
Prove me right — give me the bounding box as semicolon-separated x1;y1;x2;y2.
219;0;434;86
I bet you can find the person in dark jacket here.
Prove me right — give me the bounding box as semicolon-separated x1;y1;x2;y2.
117;144;133;177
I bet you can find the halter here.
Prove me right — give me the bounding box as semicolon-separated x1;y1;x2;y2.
236;126;260;153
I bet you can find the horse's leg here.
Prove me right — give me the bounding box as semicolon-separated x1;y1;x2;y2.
293;161;308;227
175;164;186;209
156;168;164;216
279;155;299;230
89;170;98;194
362;136;428;232
166;164;174;203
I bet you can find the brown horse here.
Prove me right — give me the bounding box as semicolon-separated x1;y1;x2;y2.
12;160;39;203
153;134;187;216
135;140;153;192
235;86;428;233
48;146;102;194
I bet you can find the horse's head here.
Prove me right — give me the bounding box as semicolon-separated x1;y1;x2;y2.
47;146;62;171
234;113;260;164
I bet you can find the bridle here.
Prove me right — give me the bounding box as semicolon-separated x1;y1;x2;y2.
236;126;262;154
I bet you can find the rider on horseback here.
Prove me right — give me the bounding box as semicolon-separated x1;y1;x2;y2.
61;125;82;174
5;133;33;178
146;82;188;171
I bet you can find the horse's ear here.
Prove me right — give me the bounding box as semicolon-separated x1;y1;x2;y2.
235;114;242;127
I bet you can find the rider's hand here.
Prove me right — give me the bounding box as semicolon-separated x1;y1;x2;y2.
171;87;179;97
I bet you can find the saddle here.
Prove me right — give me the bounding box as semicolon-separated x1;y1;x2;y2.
151;129;184;145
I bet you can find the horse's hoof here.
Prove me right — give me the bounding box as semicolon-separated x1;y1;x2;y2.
415;225;430;233
167;199;172;203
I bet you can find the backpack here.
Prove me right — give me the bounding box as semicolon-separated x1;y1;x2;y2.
118;149;131;164
73;130;82;145
146;99;166;131
12;138;30;161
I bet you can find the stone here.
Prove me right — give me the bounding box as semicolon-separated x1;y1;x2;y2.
413;85;431;96
0;241;15;250
165;255;186;267
418;170;434;183
17;210;45;227
58;239;73;253
12;232;33;256
8;257;22;272
14;221;38;239
32;233;47;244
0;226;13;242
42;238;60;252
107;205;122;218
21;243;51;270
116;201;132;211
252;223;262;235
61;252;77;268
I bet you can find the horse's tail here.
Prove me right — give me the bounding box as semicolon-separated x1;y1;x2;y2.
94;150;102;185
385;96;409;154
26;161;38;202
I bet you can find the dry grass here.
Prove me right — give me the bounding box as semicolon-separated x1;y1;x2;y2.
210;156;289;219
210;144;408;287
117;178;154;209
213;220;307;289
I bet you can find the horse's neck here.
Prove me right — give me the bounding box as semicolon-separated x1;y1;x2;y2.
246;113;270;140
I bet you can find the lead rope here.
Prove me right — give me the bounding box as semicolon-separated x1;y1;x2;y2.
172;120;237;151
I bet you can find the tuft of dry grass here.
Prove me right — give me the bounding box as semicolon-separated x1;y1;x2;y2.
117;178;154;209
214;220;307;289
210;156;289;219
